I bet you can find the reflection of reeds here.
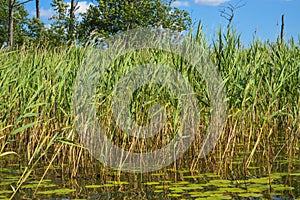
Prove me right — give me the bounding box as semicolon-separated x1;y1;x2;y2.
0;25;299;192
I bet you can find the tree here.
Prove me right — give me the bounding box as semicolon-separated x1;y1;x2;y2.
48;0;79;44
219;1;245;28
48;0;69;45
67;0;77;41
0;0;30;47
36;0;40;19
78;0;191;41
280;14;284;43
26;0;45;44
8;0;32;47
27;17;46;43
8;0;14;47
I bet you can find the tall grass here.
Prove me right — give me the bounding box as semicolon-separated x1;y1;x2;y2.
211;29;300;176
0;26;299;189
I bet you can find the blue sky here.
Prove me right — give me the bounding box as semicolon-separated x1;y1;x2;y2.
24;0;300;45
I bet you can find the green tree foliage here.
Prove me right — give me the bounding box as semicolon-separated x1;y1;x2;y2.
48;0;69;45
78;0;191;41
27;17;46;43
48;0;79;45
0;0;191;46
0;0;29;47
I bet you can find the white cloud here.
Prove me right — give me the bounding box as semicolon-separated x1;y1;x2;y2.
68;1;94;15
173;1;190;7
194;0;230;6
40;8;54;18
36;1;93;19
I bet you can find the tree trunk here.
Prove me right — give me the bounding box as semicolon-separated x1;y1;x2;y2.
8;0;15;47
36;0;40;19
68;0;76;40
280;14;285;43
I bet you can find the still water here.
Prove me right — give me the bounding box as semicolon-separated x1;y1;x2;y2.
0;157;299;199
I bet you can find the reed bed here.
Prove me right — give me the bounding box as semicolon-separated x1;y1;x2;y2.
0;27;299;185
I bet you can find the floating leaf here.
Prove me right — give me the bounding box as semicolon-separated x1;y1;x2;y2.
36;188;75;195
177;169;191;173
218;187;246;193
247;177;273;184
171;181;190;185
144;182;160;186
168;193;181;197
273;185;294;191
85;185;103;188
0;190;13;195
0;180;15;186
106;181;129;185
289;173;300;176
247;166;260;169
155;185;168;189
151;173;165;176
247;185;268;193
102;184;116;187
203;173;220;178
208;180;232;187
180;185;204;190
21;183;56;189
160;180;172;183
169;187;184;193
0;195;9;199
238;193;263;198
183;175;203;179
189;191;208;197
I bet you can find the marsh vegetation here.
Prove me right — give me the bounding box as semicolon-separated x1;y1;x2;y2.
0;27;299;199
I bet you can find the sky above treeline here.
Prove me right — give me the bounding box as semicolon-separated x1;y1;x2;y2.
24;0;300;45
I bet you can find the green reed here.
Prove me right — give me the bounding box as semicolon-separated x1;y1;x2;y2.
0;26;299;195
